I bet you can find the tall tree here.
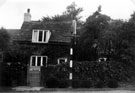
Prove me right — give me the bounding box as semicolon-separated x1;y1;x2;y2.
63;2;83;21
78;10;111;61
117;12;135;62
100;20;124;60
42;2;83;23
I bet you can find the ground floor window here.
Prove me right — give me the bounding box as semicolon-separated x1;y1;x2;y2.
30;56;48;66
98;57;107;62
57;58;67;64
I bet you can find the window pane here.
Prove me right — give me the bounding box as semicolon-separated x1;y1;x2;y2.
39;31;43;42
59;59;65;64
44;31;46;42
43;57;47;66
32;57;36;66
37;57;41;66
33;31;38;42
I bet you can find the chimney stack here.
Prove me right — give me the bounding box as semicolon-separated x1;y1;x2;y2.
24;8;31;22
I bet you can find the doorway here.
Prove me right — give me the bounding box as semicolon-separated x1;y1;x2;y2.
28;56;48;86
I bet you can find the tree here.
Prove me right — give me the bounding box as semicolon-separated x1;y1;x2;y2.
99;20;124;60
0;28;10;51
42;2;83;26
63;2;83;21
116;12;135;63
78;10;111;61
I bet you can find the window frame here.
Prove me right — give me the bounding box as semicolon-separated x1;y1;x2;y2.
32;29;50;43
57;58;68;64
30;56;48;66
98;57;107;62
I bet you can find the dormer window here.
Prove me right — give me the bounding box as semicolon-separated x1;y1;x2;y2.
32;29;51;43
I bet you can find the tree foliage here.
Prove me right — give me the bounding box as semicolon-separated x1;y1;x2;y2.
0;28;10;51
78;11;111;61
42;2;83;26
63;2;83;21
78;9;135;63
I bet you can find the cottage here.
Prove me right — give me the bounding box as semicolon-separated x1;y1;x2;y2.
6;9;76;87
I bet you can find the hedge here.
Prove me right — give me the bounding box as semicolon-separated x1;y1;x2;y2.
41;60;135;88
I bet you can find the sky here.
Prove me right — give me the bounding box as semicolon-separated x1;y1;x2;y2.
0;0;135;29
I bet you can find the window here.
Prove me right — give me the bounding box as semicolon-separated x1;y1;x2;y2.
31;56;36;66
32;29;51;43
30;56;48;66
57;58;67;64
98;57;107;62
37;57;41;66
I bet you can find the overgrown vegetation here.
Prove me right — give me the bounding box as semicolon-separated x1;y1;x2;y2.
41;60;135;88
1;2;135;88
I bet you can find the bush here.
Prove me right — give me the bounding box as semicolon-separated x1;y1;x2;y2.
41;66;56;86
81;80;92;88
72;80;81;88
107;79;118;88
58;80;69;88
46;76;59;88
72;80;92;88
41;60;135;88
95;80;105;88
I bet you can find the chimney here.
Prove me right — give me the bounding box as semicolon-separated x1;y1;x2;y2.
24;8;31;22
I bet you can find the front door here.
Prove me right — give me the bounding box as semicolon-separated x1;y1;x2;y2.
28;56;48;86
29;66;41;86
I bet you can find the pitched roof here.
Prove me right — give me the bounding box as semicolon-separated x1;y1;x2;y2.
16;21;72;43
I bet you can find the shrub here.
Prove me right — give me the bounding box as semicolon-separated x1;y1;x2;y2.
107;79;118;88
72;80;81;88
46;76;59;88
72;80;92;88
95;80;105;88
81;80;92;88
58;80;69;88
41;66;56;86
41;60;135;88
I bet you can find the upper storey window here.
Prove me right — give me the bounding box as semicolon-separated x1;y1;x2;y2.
32;29;51;43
